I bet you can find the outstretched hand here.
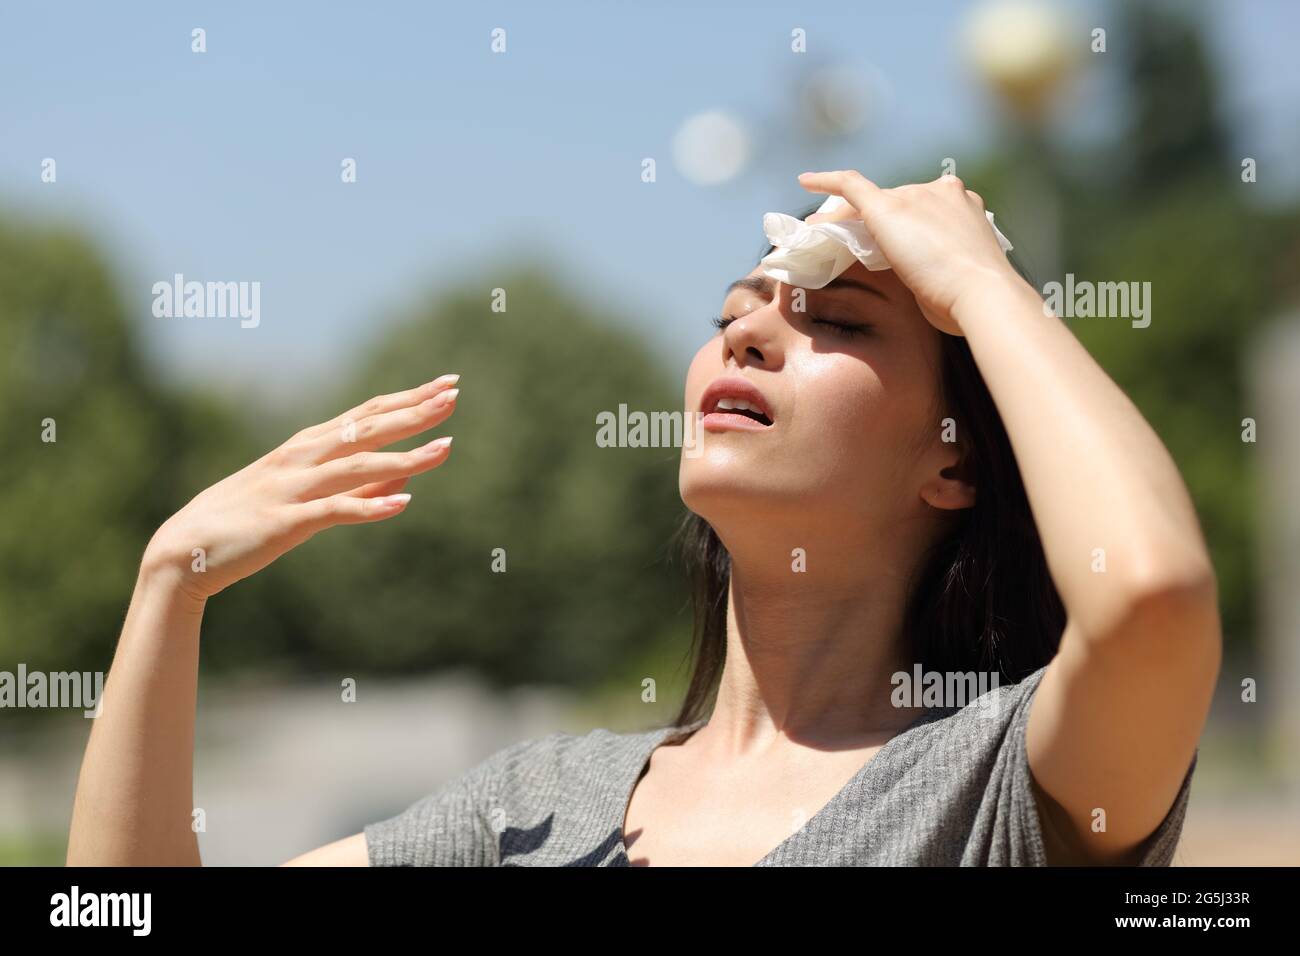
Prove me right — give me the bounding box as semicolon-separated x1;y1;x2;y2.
143;374;461;602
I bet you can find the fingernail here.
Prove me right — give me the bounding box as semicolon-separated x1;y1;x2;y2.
437;388;460;406
422;436;453;452
381;493;412;508
431;373;460;387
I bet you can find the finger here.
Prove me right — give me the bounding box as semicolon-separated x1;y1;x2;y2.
307;388;459;463
797;170;884;218
346;477;410;499
295;437;454;500
804;201;863;225
299;375;460;442
295;491;414;532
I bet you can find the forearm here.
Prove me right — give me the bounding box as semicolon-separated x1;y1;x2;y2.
63;376;455;865
67;562;206;865
953;271;1216;640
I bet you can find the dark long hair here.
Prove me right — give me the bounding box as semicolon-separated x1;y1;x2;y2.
670;204;1066;727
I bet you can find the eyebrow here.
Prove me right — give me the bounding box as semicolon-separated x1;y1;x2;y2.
724;275;776;299
724;273;891;304
822;273;892;303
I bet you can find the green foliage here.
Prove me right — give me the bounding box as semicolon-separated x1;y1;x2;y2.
0;222;179;673
0;831;64;866
1120;1;1227;195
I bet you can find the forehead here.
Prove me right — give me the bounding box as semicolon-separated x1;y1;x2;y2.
736;260;911;301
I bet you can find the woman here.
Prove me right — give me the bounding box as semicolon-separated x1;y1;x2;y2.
67;170;1220;866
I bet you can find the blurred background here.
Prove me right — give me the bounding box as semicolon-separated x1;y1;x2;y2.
1;0;1297;865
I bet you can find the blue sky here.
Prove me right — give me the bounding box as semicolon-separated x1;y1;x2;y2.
2;0;1296;400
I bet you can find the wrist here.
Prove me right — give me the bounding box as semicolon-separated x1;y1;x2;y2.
138;546;208;615
951;266;1044;331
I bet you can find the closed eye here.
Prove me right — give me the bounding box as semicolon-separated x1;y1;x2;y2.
810;315;871;339
712;313;872;339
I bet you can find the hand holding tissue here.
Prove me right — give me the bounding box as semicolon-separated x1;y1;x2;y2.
757;194;1015;291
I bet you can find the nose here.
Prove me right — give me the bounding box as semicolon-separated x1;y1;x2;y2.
720;298;785;369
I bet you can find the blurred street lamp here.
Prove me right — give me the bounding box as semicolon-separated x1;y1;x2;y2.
962;0;1083;281
963;0;1081;121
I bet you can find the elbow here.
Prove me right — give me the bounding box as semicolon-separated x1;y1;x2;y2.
1089;553;1223;656
1131;552;1218;612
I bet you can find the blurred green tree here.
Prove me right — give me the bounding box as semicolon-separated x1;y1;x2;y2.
0;220;256;686
1122;0;1227;195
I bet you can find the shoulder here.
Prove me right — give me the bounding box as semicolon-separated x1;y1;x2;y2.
891;664;1194;865
898;665;1049;751
363;722;673;866
890;664;1058;789
474;723;676;796
400;721;677;817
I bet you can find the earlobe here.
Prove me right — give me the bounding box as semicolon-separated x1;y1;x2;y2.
920;446;976;511
921;477;976;511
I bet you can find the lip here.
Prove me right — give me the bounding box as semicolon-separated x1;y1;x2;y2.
698;376;776;432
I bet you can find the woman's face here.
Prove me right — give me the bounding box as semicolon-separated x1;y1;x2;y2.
679;260;957;536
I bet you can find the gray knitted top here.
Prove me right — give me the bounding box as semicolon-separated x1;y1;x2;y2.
363;664;1196;866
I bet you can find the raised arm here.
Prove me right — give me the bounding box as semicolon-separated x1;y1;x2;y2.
798;170;1221;863
67;376;460;865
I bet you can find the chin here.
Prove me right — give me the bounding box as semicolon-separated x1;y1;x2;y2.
679;459;805;525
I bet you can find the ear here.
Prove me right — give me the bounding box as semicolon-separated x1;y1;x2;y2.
919;461;976;512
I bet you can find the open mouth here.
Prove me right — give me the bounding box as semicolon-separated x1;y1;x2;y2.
708;397;773;427
699;378;777;432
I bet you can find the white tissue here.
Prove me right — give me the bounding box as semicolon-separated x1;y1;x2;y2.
758;194;1014;290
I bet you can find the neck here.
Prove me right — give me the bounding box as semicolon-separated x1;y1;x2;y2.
702;518;931;752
